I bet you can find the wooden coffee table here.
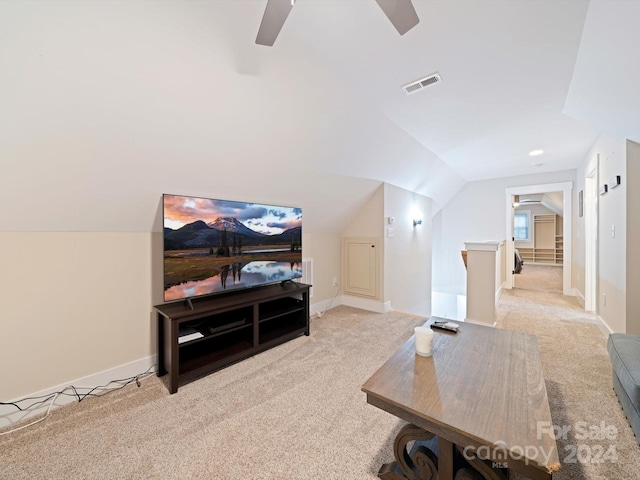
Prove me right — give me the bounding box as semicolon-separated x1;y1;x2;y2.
362;319;560;480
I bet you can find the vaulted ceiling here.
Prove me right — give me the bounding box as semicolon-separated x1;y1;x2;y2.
277;0;597;181
251;0;639;181
1;1;638;232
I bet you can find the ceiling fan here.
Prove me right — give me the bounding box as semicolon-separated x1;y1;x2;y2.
256;0;420;47
513;195;543;206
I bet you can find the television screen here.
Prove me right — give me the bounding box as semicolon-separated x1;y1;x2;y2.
163;194;302;302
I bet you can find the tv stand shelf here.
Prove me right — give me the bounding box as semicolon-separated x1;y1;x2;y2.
155;282;310;393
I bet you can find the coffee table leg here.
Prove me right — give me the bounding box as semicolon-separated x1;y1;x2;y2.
454;446;508;480
378;424;439;480
438;437;455;480
377;424;509;480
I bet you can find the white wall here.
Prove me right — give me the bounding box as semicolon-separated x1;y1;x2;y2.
383;184;432;316
597;136;625;333
0;233;154;400
302;232;341;306
432;170;576;299
597;142;627;332
574;134;626;332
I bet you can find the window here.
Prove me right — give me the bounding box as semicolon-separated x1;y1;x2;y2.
514;212;531;241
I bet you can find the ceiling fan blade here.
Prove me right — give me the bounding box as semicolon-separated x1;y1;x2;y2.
374;0;419;35
256;0;294;46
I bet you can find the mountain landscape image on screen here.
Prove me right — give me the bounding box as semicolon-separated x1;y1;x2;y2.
163;194;302;301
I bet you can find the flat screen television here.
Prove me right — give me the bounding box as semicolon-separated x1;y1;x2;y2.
163;194;302;302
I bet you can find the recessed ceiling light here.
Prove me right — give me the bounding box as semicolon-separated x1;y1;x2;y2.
529;149;544;157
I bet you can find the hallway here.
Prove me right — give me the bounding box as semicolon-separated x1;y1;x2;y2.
513;263;562;294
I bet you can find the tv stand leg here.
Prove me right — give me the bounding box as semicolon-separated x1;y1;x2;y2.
156;313;166;376
184;298;194;310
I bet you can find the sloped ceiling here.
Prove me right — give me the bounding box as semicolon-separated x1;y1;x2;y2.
564;0;640;143
0;0;463;233
286;0;599;181
0;1;635;233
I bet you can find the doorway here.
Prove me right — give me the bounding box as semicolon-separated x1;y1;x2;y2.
512;192;564;294
505;182;572;295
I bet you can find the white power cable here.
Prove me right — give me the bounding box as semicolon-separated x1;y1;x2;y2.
0;391;60;436
316;283;340;318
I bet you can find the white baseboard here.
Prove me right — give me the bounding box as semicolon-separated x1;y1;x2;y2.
340;295;391;313
310;295;344;317
573;288;586;307
464;317;497;328
0;355;156;429
595;315;614;336
495;284;504;304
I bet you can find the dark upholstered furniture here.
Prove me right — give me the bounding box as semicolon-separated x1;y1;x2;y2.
607;333;640;442
514;248;523;274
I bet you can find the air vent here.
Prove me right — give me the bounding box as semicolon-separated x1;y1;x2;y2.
298;257;313;298
402;72;442;95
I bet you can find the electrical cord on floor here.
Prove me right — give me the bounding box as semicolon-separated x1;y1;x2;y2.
316;283;340;318
0;366;154;436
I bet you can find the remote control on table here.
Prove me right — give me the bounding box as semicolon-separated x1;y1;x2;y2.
430;321;459;332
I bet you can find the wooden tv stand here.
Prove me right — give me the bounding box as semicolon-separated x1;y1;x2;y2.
155;282;310;394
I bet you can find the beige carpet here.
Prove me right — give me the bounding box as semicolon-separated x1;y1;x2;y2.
1;292;638;479
514;263;563;293
496;290;639;479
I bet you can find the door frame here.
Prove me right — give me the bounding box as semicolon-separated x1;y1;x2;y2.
585;161;599;311
505;182;573;295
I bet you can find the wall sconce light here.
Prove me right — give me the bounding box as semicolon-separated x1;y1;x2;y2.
411;205;423;227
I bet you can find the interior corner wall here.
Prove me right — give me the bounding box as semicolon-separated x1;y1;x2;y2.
343;184;385;238
383;184;432;317
342;185;385;302
626;140;640;335
0;232;154;401
302;232;341;306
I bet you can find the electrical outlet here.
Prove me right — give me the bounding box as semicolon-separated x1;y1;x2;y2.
332;277;338;286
